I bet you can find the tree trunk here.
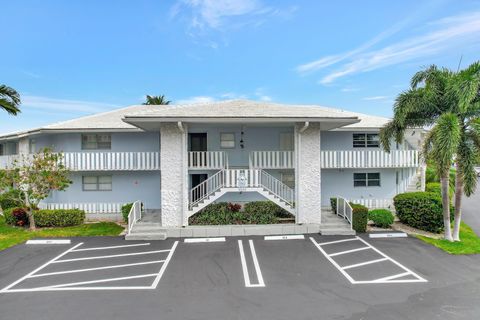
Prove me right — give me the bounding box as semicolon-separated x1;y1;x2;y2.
440;175;453;241
24;191;36;231
453;169;463;241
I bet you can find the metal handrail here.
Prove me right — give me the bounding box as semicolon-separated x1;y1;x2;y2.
189;170;225;209
336;196;353;230
127;200;143;234
260;170;295;207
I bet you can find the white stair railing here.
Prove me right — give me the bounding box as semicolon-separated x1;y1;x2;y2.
336;196;353;230
127;201;143;234
260;170;295;207
189;170;225;209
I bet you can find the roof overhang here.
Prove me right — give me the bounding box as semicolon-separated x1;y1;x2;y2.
122;116;361;131
0;128;143;141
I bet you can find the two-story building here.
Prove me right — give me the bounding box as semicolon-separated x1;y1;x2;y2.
0;100;424;237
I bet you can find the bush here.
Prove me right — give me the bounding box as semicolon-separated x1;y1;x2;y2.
4;207;28;226
33;209;85;227
330;198;337;213
122;203;134;222
393;192;452;233
350;203;368;233
369;209;394;228
0;190;23;211
425;182;441;194
243;201;278;224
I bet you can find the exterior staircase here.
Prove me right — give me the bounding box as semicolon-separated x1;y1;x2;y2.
187;169;295;218
320;208;356;235
406;170;422;192
125;221;167;240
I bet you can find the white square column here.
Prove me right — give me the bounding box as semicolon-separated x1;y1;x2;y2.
160;123;188;227
295;122;321;224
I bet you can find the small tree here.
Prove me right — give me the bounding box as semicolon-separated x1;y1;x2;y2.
0;148;71;230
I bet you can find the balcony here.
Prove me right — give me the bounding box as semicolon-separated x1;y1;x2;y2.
321;150;419;168
0;152;161;171
249;151;294;169
188;151;228;170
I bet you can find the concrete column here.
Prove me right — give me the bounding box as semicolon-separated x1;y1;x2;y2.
295;122;321;224
18;138;29;154
160;123;187;227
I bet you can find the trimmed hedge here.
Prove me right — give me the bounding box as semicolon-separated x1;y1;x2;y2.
189;201;291;225
34;209;85;227
425;182;441;194
122;203;134;222
4;207;85;227
369;209;394;228
350;203;368;233
330;197;337;213
393;192;450;233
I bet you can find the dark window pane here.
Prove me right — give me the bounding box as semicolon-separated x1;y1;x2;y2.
368;173;380;180
354;173;366;180
367;134;380;147
353;134;366;148
354;180;367;187
368;180;380;187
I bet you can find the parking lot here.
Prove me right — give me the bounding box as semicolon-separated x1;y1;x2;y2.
1;234;480;319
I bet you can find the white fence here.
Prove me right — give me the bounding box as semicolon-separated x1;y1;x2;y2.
349;198;394;209
321;150;419;168
188;151;227;169
336;196;353;229
249;151;294;169
62;152;160;171
38;202;125;214
127;201;142;234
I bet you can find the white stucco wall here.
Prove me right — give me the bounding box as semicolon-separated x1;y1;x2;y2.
160;123;187;227
296;122;321;224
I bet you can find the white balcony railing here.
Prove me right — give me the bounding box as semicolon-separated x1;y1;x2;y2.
249;151;294;169
0;152;160;171
188;151;228;169
321;150;419;168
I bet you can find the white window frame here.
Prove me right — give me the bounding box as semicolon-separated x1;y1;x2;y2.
82;175;112;191
220;132;235;149
81;134;112;150
353;133;380;148
353;172;381;187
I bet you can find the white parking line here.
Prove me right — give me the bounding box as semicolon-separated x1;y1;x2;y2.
71;243;151;252
0;241;179;293
52;249;170;263
184;237;226;243
26;239;71;245
310;236;427;284
264;235;305;241
238;240;265;288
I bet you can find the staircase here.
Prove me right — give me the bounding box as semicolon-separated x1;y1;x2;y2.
187;169;295;218
406;170;422;192
320;208;356;235
125;222;167;240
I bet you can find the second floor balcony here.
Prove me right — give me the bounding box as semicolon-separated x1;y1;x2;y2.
320;150;419;169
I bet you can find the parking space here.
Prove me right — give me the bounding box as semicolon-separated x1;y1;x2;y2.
310;236;427;284
0;241;178;293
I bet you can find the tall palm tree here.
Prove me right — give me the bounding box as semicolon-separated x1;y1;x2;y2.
380;63;480;241
0;84;21;115
143;94;171;105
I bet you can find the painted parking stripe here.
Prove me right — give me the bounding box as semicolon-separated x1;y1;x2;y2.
43;273;158;289
29;260;166;278
184;237;226;243
0;242;84;293
238;240;265;288
264;235;305;241
310;236;427;284
150;241;178;289
52;249;170;263
26;239;71;245
71;243;150;252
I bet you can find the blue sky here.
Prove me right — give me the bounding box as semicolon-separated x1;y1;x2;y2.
1;0;480;134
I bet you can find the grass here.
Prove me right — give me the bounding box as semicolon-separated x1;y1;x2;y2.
417;222;480;254
0;215;124;251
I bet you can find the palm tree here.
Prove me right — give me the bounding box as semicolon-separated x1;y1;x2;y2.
380;63;480;241
0;84;21;115
143;95;171;105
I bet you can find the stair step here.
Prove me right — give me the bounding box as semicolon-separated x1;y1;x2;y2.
130;227;164;233
125;232;167;240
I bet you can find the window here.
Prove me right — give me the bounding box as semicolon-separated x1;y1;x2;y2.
82;175;112;191
354;173;380;187
29;139;36;154
281;173;295;189
279;133;294;151
220;133;235;149
0;142;18;155
82;134;111;150
353;133;380;148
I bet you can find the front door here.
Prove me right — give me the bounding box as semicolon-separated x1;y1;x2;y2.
191;174;208;202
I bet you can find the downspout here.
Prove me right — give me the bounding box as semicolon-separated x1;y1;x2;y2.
177;121;185;133
299;121;309;133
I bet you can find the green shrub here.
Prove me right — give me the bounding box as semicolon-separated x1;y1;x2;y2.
350;203;368;233
393;192;452;233
425;182;441;194
33;209;85;227
0;190;23;211
369;209;394;228
122;203;134;222
244;201;291;219
3;207;27;226
330;198;337;213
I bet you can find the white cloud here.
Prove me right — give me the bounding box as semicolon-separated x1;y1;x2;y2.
297;11;480;84
362;96;389;101
254;87;272;101
22;96;119;113
176;96;217;104
341;87;360;92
